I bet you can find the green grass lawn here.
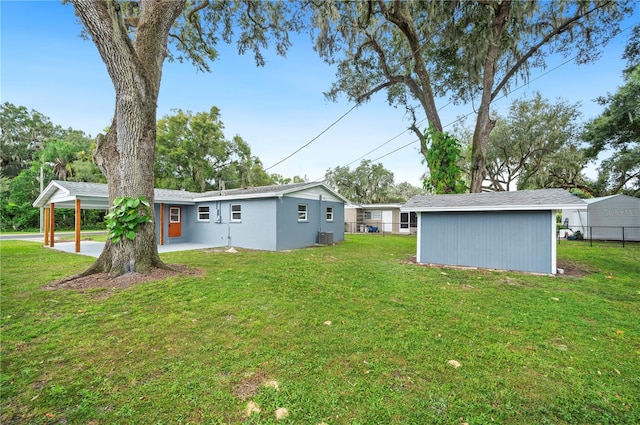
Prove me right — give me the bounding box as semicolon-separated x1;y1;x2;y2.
1;236;638;424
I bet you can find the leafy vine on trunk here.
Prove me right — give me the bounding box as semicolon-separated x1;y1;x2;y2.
105;196;152;243
423;126;467;194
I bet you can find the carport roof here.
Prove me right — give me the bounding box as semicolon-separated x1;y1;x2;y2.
402;188;587;212
33;180;197;209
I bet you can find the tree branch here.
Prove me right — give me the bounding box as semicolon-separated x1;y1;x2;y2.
492;1;614;99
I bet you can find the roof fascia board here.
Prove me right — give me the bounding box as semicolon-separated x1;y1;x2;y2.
196;192;280;202
401;204;588;212
361;204;403;209
196;184;349;204
33;181;68;208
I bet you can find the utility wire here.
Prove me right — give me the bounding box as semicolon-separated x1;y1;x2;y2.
263;103;359;172
272;14;638;180
263;14;438;172
350;20;640;166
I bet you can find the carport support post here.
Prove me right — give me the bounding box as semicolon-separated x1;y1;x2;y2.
49;203;55;248
44;207;50;246
75;199;81;253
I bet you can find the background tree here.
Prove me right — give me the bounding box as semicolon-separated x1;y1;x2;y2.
583;25;640;196
0;105;105;231
325;160;396;204
213;136;275;189
484;93;587;192
40;140;78;181
0;102;65;178
68;0;301;276
387;181;425;203
270;174;307;185
311;1;632;192
0;166;47;231
155;108;273;191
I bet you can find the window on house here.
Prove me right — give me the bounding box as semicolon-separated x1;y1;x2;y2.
298;204;308;221
400;212;409;229
364;210;381;220
198;206;210;221
326;206;334;221
230;204;241;222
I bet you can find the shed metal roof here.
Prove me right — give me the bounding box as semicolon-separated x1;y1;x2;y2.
402;189;586;212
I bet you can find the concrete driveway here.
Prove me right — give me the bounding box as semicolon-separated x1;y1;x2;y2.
1;233;218;258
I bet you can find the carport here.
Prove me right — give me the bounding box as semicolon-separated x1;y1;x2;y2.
32;180;195;253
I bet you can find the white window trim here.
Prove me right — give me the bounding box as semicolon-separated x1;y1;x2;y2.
364;210;381;220
169;207;181;223
326;206;334;222
298;204;308;222
198;205;210;222
230;204;242;222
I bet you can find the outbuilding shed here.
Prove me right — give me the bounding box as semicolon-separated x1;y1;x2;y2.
402;189;586;274
562;194;640;241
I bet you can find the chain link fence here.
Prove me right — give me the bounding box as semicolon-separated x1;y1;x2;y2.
558;225;640;247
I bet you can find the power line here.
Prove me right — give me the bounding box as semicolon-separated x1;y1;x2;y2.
263;13;439;172
271;13;638;179
345;20;640;168
263;103;359;172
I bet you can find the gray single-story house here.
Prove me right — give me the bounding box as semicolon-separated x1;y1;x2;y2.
561;194;640;241
344;203;418;234
401;189;586;274
33;180;347;252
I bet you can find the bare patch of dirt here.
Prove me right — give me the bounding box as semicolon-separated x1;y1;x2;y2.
556;260;593;278
405;256;592;277
41;264;204;297
233;371;268;401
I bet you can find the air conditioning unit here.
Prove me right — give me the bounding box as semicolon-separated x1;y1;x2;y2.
318;231;334;245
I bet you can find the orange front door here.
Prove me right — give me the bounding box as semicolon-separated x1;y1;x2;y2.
168;206;182;237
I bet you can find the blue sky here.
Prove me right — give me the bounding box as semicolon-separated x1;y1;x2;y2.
1;1;638;186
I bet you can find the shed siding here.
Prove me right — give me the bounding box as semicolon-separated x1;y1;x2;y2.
419;210;552;274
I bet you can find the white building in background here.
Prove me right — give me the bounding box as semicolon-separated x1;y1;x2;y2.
562;194;640;241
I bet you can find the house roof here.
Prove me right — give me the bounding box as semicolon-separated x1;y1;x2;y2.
402;189;587;212
33;180;348;209
195;181;350;203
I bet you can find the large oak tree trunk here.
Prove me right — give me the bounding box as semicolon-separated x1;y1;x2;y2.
469;1;510;193
71;0;185;276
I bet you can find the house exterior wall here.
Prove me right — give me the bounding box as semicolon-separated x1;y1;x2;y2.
155;204;191;244
563;195;640;241
344;207;358;233
418;210;553;274
588;195;640;241
156;194;345;251
186;199;278;250
276;196;345;250
347;206;409;233
361;208;400;233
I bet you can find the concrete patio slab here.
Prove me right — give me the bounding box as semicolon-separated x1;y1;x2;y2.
45;241;219;258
